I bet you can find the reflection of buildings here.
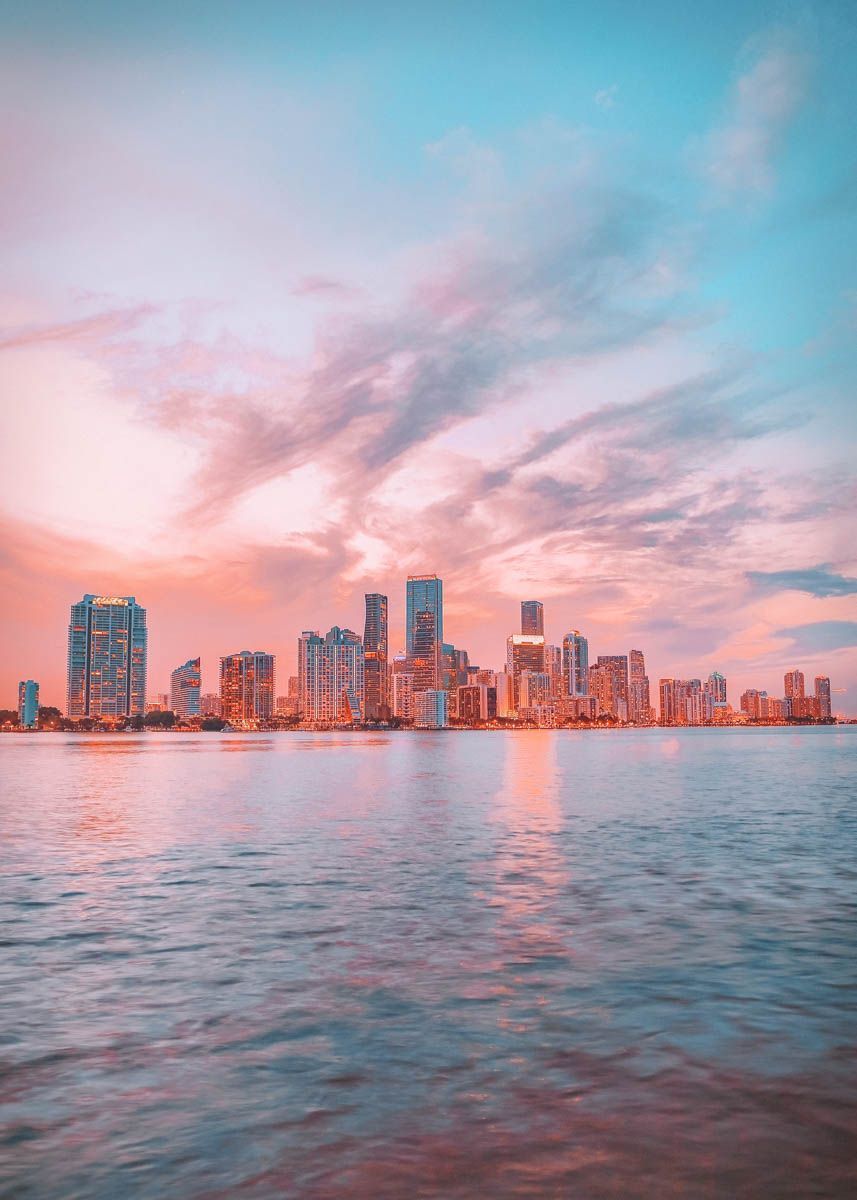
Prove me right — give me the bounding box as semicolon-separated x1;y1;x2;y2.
18;679;39;728
170;657;201;718
67;594;147;718
220;650;275;723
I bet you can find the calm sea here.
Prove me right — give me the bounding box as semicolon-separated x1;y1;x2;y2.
1;728;856;1198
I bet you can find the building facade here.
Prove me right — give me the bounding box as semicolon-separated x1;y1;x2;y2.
18;680;39;728
814;676;831;720
520;600;544;637
298;628;364;724
561;631;589;697
363;593;388;720
628;649;652;723
506;634;546;710
784;669;805;699
200;692;221;716
406;575;443;655
220;651;275;723
413;689;449;729
67;594;147;718
170;657;201;718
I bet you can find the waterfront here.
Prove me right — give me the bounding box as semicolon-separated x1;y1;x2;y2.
1;728;856;1197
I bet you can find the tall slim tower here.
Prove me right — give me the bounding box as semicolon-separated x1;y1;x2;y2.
363;593;388;719
170;657;201;718
562;631;589;696
784;669;805;699
406;575;442;689
67;594;147;718
521;600;544;637
814;676;831;720
219;651;275;723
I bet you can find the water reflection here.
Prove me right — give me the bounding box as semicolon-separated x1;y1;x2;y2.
1;729;856;1199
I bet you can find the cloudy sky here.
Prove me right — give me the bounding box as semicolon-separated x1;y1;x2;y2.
1;0;856;713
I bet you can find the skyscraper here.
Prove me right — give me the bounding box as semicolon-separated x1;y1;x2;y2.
298;628;364;724
406;575;443;655
784;669;805;699
595;655;629;720
413;689;449;729
412;608;440;693
521;600;544;637
703;671;727;719
814;676;831;720
219;651;275;723
18;680;39;729
506;634;546;709
562;631;589;696
628;649;651;723
170;657;201;718
67;594;147;718
363;593;388;719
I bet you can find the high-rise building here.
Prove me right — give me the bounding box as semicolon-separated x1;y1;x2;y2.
406;574;443;656
740;688;766;721
170;658;201;718
220;651;275;724
521;600;544;637
18;680;39;729
457;683;489;722
67;594;147;718
628;649;651;723
661;678;704;725
561;631;589;696
412;609;440;693
784;669;805;700
298;628;364;724
814;676;832;720
413;689;449;729
544;644;563;696
200;692;221;716
392;672;415;720
519;670;552;712
363;593;388;720
506;634;546;709
494;671;514;718
596;656;629;720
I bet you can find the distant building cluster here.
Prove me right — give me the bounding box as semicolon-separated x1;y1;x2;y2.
1;582;838;731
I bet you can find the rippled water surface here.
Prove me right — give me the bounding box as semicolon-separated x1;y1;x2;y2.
1;728;856;1198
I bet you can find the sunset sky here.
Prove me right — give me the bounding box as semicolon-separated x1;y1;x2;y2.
1;1;856;713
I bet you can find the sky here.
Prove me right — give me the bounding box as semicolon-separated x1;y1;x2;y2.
1;0;856;714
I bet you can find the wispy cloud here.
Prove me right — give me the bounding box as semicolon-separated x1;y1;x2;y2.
747;564;857;598
774;621;857;652
701;29;812;198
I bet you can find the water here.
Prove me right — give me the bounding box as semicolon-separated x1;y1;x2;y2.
1;728;855;1198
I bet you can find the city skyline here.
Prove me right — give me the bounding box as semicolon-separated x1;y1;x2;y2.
0;3;855;714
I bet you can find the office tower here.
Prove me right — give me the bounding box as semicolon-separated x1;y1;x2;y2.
628;649;652;723
784;669;805;700
220;651;275;723
406;575;443;655
200;692;221;716
596;656;629;720
506;634;546;709
519;670;552;711
18;680;39;729
521;600;544;637
457;684;489;722
392;672;415;720
67;594;147;718
412;609;440;693
814;676;831;720
660;677;704;725
298;628;364;724
740;689;766;720
413;689;449;729
453;648;470;686
561;631;589;696
494;672;514;718
170;658;201;718
441;643;458;691
363;593;388;720
544;644;562;696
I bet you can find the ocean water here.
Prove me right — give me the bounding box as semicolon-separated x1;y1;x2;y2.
1;727;855;1198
